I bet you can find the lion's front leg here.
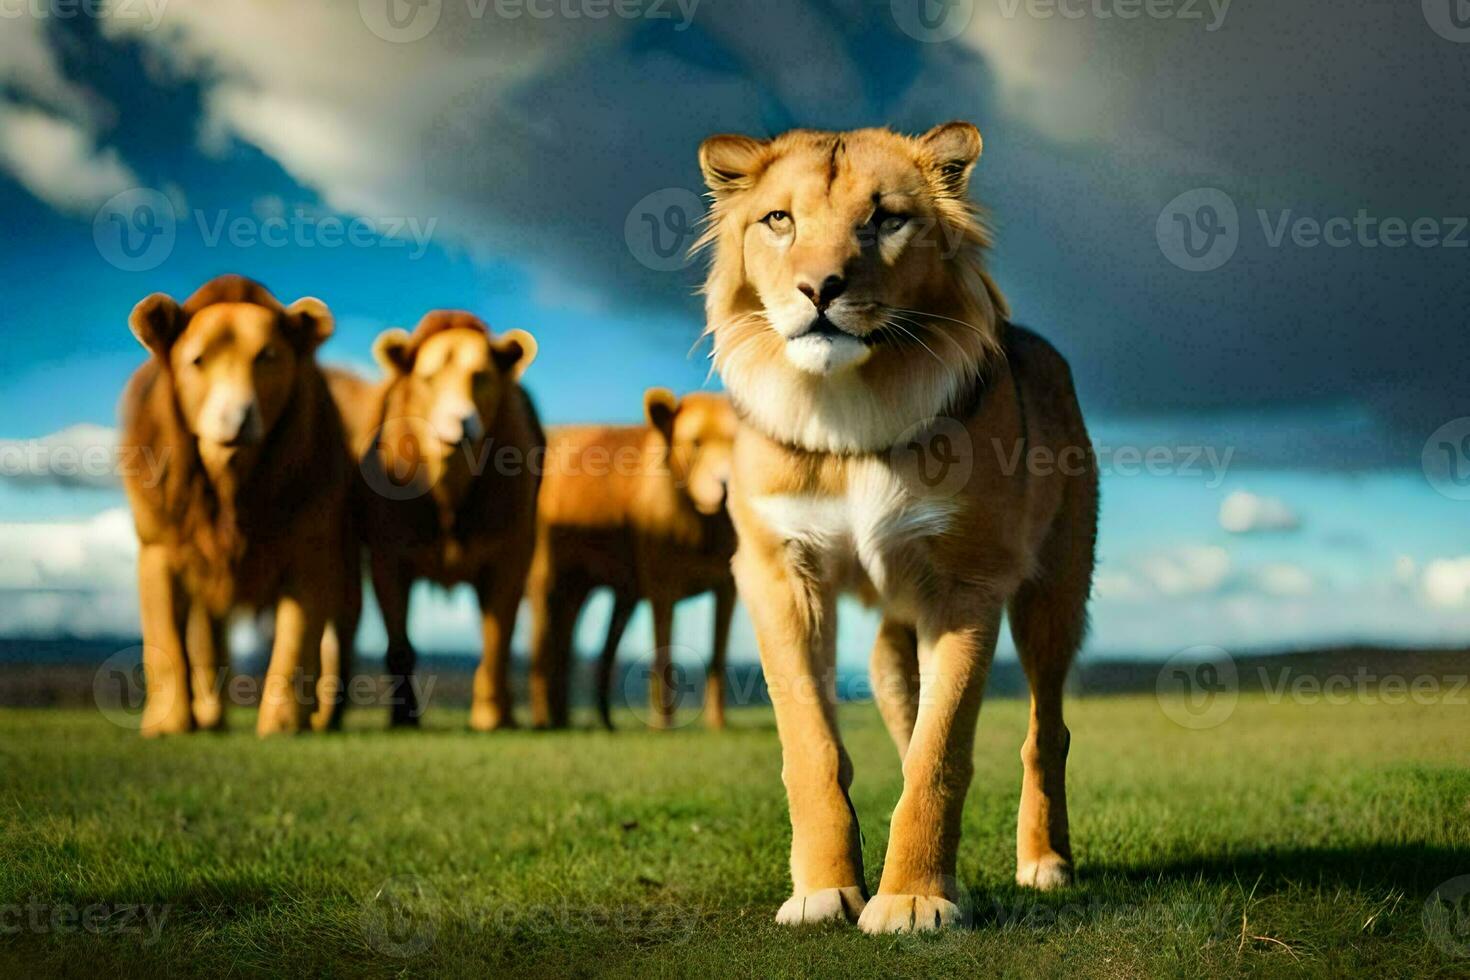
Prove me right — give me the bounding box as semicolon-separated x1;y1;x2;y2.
185;601;228;731
735;545;867;926
137;544;193;737
257;587;326;736
858;603;1001;934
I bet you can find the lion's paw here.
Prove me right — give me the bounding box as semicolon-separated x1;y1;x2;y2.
857;893;967;934
1016;854;1073;891
775;886;866;926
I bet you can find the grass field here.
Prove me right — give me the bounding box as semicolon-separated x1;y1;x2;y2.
1;694;1467;978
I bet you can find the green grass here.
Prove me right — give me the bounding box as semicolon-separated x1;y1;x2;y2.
1;694;1467;977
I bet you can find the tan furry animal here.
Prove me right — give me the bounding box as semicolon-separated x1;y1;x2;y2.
698;123;1098;932
526;390;737;730
329;312;543;730
119;275;359;737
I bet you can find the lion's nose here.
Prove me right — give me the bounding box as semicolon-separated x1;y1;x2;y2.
796;274;847;311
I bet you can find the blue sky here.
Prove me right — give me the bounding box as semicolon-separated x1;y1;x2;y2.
2;0;1468;667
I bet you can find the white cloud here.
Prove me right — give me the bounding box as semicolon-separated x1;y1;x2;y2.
1252;562;1314;597
0;508;138;636
0;19;138;214
1136;545;1231;596
1219;491;1300;534
0;424;122;490
1422;557;1470;609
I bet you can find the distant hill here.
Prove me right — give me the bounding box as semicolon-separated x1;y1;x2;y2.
2;636;1465;714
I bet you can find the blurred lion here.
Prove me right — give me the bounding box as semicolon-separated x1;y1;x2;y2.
329;312;543;730
526;390;737;730
119;275;359;737
698;123;1097;932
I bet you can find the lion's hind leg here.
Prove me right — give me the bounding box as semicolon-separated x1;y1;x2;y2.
869;617;919;759
1008;481;1095;890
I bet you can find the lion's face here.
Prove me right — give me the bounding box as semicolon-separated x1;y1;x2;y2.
646;389;736;516
698;123;1006;453
129;289;333;452
702;124;985;377
374;316;536;478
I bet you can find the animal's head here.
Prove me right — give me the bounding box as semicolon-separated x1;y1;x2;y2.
373;311;536;458
697;123;1008;452
129;275;333;451
644;389;736;517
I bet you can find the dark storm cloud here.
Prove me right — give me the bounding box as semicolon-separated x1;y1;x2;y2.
89;0;1470;461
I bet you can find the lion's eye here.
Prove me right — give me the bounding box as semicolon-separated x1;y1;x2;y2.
761;210;791;228
879;213;908;235
190;355;205;369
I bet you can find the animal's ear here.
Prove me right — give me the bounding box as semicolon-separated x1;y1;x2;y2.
644;387;680;440
491;329;538;381
128;293;184;359
698;134;769;198
373;328;415;377
919;121;983;197
285;297;334;352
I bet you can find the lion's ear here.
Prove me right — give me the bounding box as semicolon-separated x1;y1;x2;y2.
644;387;680;440
129;293;184;360
919;121;983;197
491;329;538;382
372;328;415;377
699;134;769;198
285;297;334;352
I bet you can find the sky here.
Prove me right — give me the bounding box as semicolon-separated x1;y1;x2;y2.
1;0;1468;669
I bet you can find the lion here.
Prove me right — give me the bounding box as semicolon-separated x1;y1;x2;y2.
328;312;543;730
697;123;1098;933
526;389;737;731
119;274;360;737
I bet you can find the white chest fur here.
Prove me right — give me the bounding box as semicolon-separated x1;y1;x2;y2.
749;460;960;603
